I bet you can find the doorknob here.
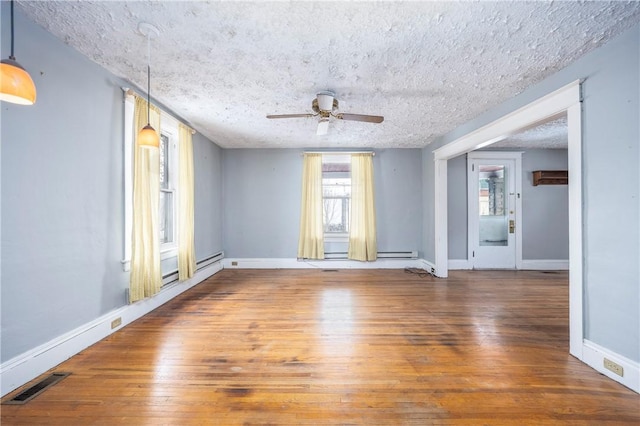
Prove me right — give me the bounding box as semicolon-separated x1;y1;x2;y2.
509;220;515;234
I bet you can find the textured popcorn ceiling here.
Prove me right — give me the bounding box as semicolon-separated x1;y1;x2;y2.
18;1;640;149
493;116;568;149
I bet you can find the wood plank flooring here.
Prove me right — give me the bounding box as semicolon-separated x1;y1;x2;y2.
2;269;639;425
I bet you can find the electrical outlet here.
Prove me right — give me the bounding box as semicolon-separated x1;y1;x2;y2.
232;261;238;266
603;358;624;377
431;267;435;274
110;317;122;329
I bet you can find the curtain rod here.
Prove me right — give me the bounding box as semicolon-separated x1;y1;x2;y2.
302;151;375;156
122;87;196;135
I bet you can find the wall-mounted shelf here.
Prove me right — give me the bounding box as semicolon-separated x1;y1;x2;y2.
532;170;568;186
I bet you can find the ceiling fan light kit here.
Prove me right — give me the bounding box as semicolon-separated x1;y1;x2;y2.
267;90;384;136
316;118;330;136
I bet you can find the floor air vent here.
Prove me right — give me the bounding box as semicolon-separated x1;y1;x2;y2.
4;372;70;405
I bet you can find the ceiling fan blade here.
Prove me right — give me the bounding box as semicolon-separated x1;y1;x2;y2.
317;118;329;135
266;113;314;119
335;113;384;123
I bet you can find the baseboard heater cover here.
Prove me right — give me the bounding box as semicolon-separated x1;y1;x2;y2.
324;251;418;260
161;251;225;286
125;251;225;302
196;251;225;271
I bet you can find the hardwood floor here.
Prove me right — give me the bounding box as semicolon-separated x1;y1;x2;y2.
2;269;638;425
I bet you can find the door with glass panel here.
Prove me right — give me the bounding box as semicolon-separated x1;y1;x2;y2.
467;152;521;269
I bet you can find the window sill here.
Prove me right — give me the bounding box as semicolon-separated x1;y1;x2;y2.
121;247;177;272
160;246;178;261
324;233;349;243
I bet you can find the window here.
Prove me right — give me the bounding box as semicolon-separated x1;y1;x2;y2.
158;117;179;255
322;155;351;237
122;92;180;271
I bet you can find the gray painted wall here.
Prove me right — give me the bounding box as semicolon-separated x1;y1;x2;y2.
447;155;468;259
0;5;223;362
447;149;569;260
423;24;639;361
521;149;569;259
222;149;423;258
222;149;302;258
374;149;423;254
421;150;435;261
194;133;223;259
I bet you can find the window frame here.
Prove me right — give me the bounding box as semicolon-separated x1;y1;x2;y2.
158;116;179;259
321;154;351;243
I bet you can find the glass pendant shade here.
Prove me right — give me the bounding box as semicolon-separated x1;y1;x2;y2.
0;58;36;105
138;124;159;147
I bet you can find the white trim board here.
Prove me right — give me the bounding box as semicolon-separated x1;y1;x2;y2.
431;80;584;362
520;260;569;270
583;340;639;393
223;258;426;270
0;262;223;398
448;259;568;270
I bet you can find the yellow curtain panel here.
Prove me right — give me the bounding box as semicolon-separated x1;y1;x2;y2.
178;124;196;280
348;153;377;261
130;96;162;303
297;153;325;259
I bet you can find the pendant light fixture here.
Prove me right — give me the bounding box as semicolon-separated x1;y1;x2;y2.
137;22;159;148
0;0;37;105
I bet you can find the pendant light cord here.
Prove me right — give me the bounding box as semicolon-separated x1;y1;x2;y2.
146;31;151;124
10;0;16;60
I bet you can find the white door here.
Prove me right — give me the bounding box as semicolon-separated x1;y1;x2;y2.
468;152;522;269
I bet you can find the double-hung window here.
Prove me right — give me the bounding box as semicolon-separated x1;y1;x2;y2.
159;118;179;256
322;154;351;241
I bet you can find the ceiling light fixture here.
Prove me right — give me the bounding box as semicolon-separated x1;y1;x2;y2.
137;22;160;148
0;0;37;105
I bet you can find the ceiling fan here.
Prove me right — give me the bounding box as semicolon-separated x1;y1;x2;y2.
267;91;384;135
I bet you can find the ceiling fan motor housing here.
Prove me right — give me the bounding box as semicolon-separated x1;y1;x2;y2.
314;91;339;116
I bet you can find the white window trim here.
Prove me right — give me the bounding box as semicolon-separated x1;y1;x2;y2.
122;91;134;272
322;154;351;241
324;233;349;243
159;115;179;259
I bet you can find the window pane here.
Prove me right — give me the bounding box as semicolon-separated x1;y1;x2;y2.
160;134;169;190
323;178;351;197
322;156;351;234
159;190;174;244
323;197;350;232
478;165;507;246
323;177;351;233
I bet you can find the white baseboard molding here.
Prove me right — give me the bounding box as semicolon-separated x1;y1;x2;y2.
520;259;569;270
582;340;639;393
448;259;471;270
417;259;436;274
223;257;425;270
0;261;223;398
447;259;568;270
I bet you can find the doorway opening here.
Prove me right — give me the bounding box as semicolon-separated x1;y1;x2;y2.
432;80;583;359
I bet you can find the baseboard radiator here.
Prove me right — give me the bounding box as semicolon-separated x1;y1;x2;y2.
324;250;418;260
125;252;225;303
162;251;225;286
